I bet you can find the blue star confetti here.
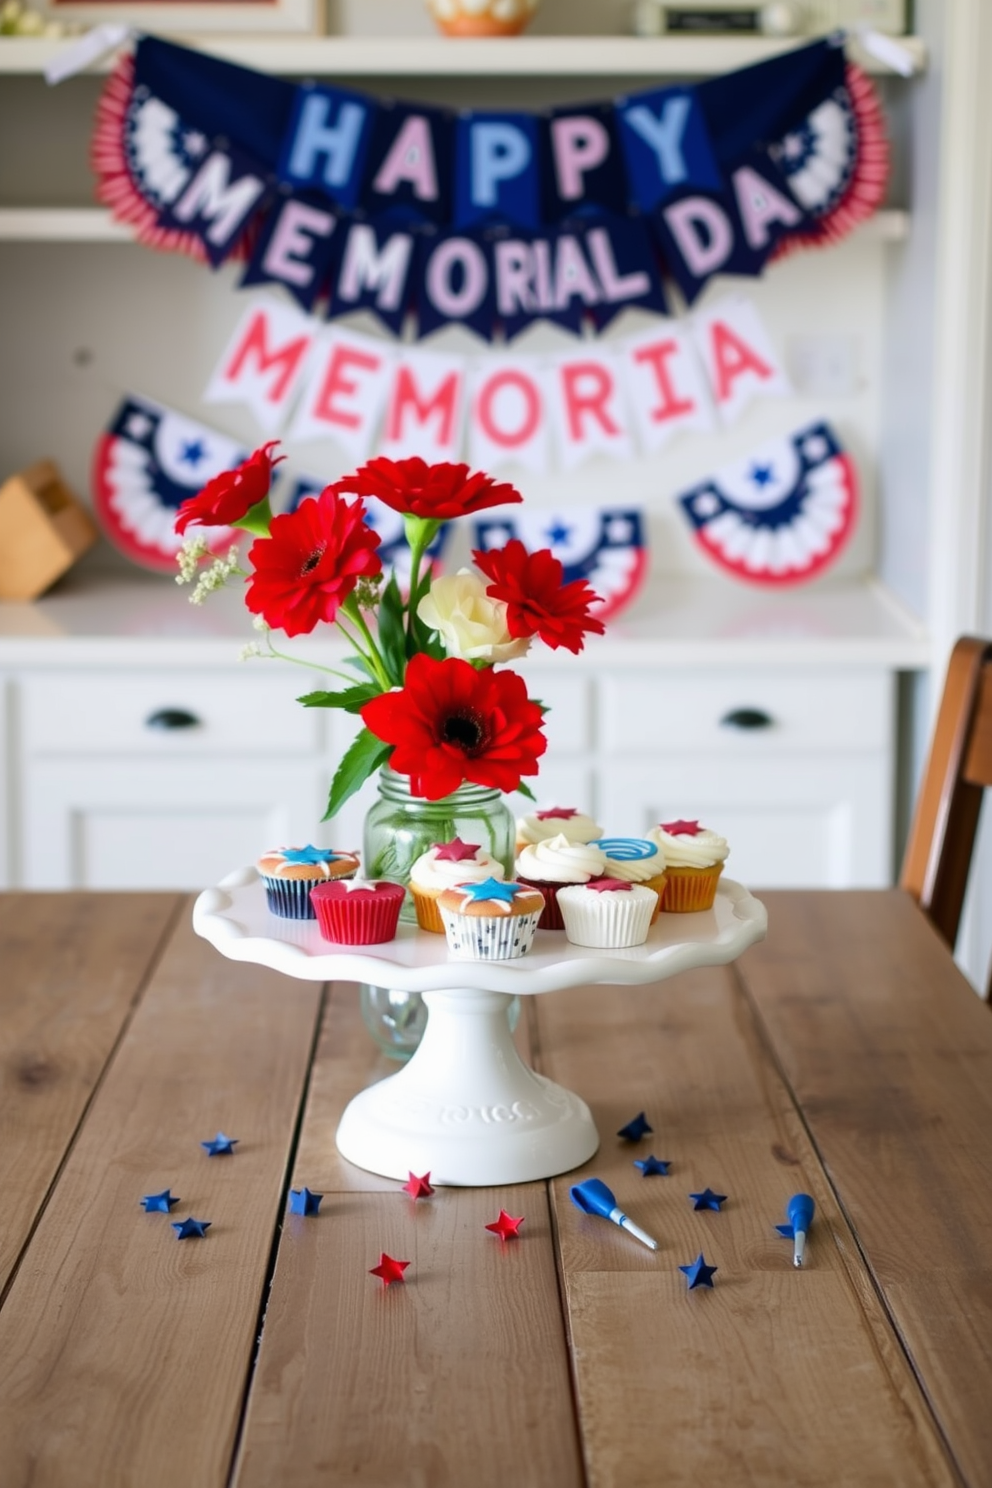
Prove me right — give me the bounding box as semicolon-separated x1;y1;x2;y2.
288;1187;323;1216
141;1189;180;1212
172;1217;211;1239
617;1112;652;1142
201;1132;239;1156
679;1254;718;1289
459;877;522;905
689;1188;727;1211
634;1156;670;1176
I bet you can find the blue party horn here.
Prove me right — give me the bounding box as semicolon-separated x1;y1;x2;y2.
570;1178;659;1251
775;1192;815;1267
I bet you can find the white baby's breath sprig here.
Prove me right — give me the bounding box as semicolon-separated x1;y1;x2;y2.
188;544;245;606
238;641;266;661
175;534;209;585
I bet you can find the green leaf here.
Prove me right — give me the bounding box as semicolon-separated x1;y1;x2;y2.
323;728;392;821
297;684;380;713
516;779;536;802
376;573;407;685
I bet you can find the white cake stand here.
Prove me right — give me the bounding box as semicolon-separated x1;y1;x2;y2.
193;869;766;1187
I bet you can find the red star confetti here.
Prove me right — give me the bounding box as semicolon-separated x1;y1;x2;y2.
660;819;702;837
370;1253;410;1286
535;807;578;820
485;1209;524;1241
402;1171;435;1199
432;838;480;862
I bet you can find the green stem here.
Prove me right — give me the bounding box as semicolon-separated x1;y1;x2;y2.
407;535;427;643
335;615;391;692
342;598;393;689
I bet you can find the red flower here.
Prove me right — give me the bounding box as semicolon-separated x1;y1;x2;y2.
175;442;283;535
473;540;605;654
360;654;547;800
335;457;523;521
245;488;382;637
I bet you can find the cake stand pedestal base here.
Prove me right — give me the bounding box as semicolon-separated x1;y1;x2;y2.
335;986;599;1186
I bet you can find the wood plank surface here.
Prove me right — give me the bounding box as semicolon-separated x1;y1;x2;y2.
534;966;958;1488
0;905;323;1488
0;891;181;1294
234;982;583;1488
737;890;992;1488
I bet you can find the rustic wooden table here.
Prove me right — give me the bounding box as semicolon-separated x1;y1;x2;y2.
1;890;991;1488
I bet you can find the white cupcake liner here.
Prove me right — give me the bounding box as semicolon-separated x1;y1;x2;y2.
557;885;657;948
440;908;541;960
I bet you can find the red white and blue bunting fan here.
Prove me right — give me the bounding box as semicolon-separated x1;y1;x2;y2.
92;395;247;570
676;421;857;587
286;476;451;591
473;508;647;621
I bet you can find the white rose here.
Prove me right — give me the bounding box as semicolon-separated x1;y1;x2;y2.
418;570;531;663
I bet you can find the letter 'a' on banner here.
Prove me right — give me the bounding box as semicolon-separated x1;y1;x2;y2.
203;299;317;435
543;349;633;470
468;359;549;474
692;295;790;425
289;327;394;461
620;322;713;452
380;348;466;462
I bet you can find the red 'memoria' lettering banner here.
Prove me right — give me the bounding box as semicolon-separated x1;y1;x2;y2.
206;292;789;469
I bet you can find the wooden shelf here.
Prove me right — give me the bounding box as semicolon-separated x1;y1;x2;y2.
0;32;927;78
0;206;910;244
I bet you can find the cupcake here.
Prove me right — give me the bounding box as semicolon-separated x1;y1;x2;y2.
514;834;608;929
515;806;603;855
589;837;668;921
257;845;360;919
310;879;405;944
408;837;506;933
558;878;658;949
439;878;545;961
647;820;729;912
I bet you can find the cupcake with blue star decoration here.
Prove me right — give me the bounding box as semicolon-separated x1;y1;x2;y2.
257;844;360;919
438;877;545;960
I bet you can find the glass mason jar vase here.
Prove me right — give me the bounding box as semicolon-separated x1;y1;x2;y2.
360;767;518;1060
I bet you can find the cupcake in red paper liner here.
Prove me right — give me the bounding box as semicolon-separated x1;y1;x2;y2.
257;845;360;919
409;837;506;933
310;879;405;944
557;878;659;949
589;837;668;921
439;878;545;961
647;820;729;912
514;835;608;929
515;806;603;856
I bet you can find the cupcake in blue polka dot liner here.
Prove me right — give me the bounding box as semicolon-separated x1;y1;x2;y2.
438;878;545;960
257;845;360;919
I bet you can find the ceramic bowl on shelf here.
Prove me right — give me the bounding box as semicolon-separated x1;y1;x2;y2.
426;0;540;37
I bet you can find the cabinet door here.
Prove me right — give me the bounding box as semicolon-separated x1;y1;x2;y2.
598;754;892;889
22;758;331;890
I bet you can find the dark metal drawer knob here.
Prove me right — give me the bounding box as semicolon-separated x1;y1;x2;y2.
145;708;201;731
720;707;774;731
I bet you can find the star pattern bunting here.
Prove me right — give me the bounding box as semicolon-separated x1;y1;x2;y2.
679;1254;718;1289
485;1210;524;1241
173;1217;211;1239
634;1156;670;1176
689;1188;727;1211
617;1112;653;1142
201;1132;239;1156
432;838;480;862
141;1189;180;1212
370;1253;410;1286
288;1187;323;1215
459;878;522;905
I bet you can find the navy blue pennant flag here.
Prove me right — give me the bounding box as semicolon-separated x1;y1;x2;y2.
361;100;454;225
277;82;376;211
157;138;272;268
541;103;627;223
328;215;418;335
454;111;541;231
241;191;341;310
415;229;497;340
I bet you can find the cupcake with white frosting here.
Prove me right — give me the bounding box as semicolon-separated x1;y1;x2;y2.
409;837;505;933
647;820;729;912
558;878;658;949
589;837;668;920
515;806;603;855
514;834;608;930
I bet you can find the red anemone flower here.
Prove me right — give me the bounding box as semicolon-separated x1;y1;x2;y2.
175;441;283;535
360;653;547;800
335;457;523;521
472;540;605;654
245;488;381;637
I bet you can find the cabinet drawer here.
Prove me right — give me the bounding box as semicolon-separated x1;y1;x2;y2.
22;671;323;755
600;671;891;754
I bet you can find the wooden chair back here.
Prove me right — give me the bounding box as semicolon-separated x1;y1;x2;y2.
901;636;992;993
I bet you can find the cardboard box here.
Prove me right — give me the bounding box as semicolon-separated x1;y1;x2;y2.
0;460;99;601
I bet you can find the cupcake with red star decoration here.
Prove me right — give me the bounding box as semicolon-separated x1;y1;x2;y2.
515;806;603;856
557;878;658;948
647;820;729;912
514;834;608;929
409;837;506;933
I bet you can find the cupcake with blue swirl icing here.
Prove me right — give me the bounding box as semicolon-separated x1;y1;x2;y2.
257;845;360;919
589;837;668;919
